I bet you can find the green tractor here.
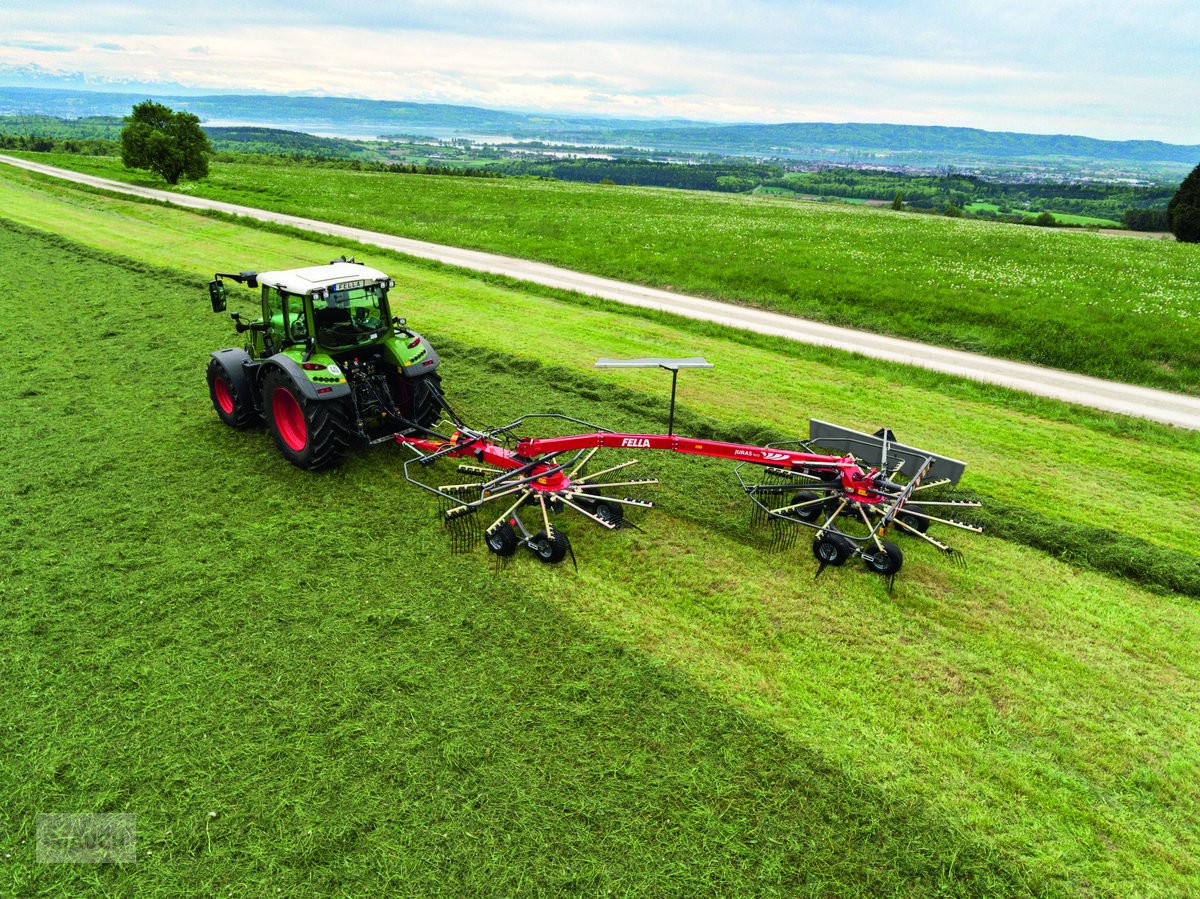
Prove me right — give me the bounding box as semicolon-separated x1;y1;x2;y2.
205;258;444;470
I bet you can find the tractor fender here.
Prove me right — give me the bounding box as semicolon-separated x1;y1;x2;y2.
260;353;352;402
400;333;440;377
209;348;258;408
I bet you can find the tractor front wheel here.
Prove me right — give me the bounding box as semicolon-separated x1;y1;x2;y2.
262;368;349;470
207;358;258;429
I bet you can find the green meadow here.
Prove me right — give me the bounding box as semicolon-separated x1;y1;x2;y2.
3;166;1200;895
10;151;1200;394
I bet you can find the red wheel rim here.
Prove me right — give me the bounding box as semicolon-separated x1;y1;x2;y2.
214;377;235;414
272;387;307;452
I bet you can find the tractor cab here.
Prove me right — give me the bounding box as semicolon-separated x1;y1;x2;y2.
256;260;396;355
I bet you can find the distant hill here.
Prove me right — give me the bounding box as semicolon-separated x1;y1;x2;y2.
576;122;1200;166
1;86;1197;172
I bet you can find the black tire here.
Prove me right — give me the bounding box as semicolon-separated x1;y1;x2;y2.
578;492;624;526
401;372;443;431
897;502;930;534
788;490;829;523
812;532;852;567
207;357;258;429
863;540;904;576
262;367;349;471
529;529;570;564
485;521;519;556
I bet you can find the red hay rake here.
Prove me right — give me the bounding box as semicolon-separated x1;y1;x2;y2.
395;358;981;580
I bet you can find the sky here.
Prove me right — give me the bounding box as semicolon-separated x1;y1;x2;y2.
2;1;1199;143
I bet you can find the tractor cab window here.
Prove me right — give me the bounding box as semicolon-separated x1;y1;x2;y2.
313;281;386;349
263;285;285;340
283;292;308;343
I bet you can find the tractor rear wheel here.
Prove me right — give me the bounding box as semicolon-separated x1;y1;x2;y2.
207;358;258;429
262;368;349;471
399;372;443;431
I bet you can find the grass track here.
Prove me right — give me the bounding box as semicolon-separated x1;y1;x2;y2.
8;151;1200;394
3;202;1200;893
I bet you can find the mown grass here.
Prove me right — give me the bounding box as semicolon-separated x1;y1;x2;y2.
8;150;1200;394
3;221;1043;897
4;206;1200;893
1;165;1198;574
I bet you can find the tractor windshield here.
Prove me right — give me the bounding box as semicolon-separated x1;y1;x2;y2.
313;282;387;349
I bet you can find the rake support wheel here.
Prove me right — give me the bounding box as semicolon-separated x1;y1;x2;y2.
530;529;570;564
863;540;904;576
485;522;520;557
812;532;852;567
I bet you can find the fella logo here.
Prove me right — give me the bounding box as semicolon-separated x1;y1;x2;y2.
620;437;651;448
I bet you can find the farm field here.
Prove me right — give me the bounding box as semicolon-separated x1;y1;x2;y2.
963;202;1122;228
3;172;1200;895
8;151;1200;395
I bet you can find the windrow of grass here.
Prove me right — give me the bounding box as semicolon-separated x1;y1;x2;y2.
1;166;1197;578
4;220;1200;896
8;151;1200;394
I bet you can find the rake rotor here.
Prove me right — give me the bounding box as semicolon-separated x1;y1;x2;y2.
394;409;979;580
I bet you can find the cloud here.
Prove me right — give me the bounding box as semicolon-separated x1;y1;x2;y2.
0;2;1196;142
0;39;74;52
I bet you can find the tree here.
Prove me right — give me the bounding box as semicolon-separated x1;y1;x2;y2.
1167;162;1200;243
1122;208;1170;232
891;190;903;210
120;101;212;185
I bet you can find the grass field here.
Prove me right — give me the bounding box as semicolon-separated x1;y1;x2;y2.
4;171;1200;895
9;151;1200;396
963;202;1122;228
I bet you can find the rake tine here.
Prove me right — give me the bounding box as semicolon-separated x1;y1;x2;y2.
904;500;982;508
768;517;798;553
893;518;962;557
560;496;621;530
817;500;847;536
457;464;503;477
578;478;660;490
891;509;983;533
574;460;639;483
485;491;531;537
910;478;952;492
566;493;654;509
769;495;832;516
443;504;480;553
566;447;599;479
438;482;486;494
858;505;885;551
538;494;554;540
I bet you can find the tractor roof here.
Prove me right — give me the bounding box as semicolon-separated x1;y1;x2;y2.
257;262;391;295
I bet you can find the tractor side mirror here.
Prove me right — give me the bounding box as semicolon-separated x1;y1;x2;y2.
209;279;227;313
